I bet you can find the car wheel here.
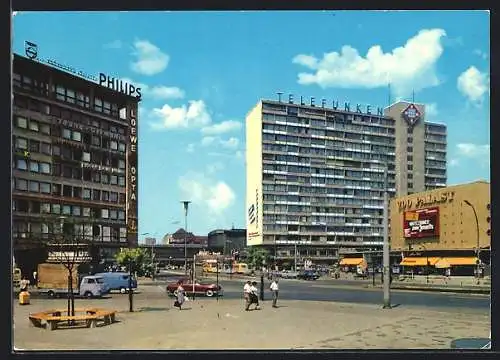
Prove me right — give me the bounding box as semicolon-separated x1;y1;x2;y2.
205;289;214;297
84;291;93;299
120;287;126;294
47;290;55;298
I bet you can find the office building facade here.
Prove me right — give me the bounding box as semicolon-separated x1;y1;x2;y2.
207;228;246;255
246;96;447;258
12;53;140;274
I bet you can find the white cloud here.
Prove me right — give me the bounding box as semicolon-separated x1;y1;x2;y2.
201;120;242;135
178;172;235;214
293;28;446;97
473;49;489;60
456;143;490;158
130;40;169;76
148;86;185;100
150;100;211;130
449;159;460;167
201;136;216;146
103;40;122;49
457;66;489;105
186;143;195;153
220;137;240;149
425;103;438;118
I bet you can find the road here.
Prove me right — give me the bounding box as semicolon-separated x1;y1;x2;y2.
146;274;489;312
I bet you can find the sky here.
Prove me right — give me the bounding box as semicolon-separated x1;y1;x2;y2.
12;11;490;242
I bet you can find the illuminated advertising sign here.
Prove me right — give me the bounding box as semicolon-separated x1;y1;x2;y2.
126;106;138;246
403;207;439;239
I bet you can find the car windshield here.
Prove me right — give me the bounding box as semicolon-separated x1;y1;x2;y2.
96;278;105;284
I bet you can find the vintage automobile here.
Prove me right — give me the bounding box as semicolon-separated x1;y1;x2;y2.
166;279;223;297
297;270;320;281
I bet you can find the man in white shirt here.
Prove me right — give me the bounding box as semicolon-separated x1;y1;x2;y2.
248;281;260;310
243;281;251;311
270;279;279;308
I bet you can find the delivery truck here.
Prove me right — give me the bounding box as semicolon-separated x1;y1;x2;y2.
37;263;110;299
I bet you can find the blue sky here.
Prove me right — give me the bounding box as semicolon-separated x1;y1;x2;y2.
12;11;490;241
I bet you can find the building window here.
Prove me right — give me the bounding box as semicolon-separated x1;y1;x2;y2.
94;97;103;112
118;210;125;220
30;161;39;173
52;204;61;214
92;136;101;146
29;140;40;153
66;89;76;104
72;131;82;142
407;137;413;143
76;92;90;108
110;209;118;219
40;123;51;135
408;182;413;189
63;205;71;215
110;141;118;151
120;227;127;242
407;146;413;153
407;155;413;162
62;128;71;139
40;182;51;193
16;116;28;129
40;143;51;155
83;207;91;217
40;163;51;174
118;160;125;169
110;192;118;202
83;188;91;199
101;209;109;219
82;152;91;162
41;203;51;214
102;191;109;201
407;164;413;171
102;174;109;184
103;101;112;115
118;143;126;152
118;176;125;186
102;226;111;242
408;173;413;180
15;178;28;191
72;206;81;216
29;120;39;132
29;181;40;192
110;175;118;185
15;137;28;149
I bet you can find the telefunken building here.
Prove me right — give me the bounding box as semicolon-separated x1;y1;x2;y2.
246;94;447;264
12;48;141;275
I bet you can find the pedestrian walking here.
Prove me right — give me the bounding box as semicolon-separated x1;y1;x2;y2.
243;280;252;311
20;277;30;292
32;270;37;287
174;280;186;310
248;281;260;310
270;278;279;308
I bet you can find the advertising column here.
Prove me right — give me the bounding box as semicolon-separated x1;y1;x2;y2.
126;105;139;247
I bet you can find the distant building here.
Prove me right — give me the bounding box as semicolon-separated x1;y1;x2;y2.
207;228;246;255
144;237;156;246
168;228;208;247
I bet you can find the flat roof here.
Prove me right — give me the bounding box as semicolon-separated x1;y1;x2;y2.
13;53;139;103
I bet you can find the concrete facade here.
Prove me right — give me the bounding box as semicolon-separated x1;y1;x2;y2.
390;181;491;251
245;98;447;253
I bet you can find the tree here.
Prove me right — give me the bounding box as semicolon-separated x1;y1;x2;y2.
114;248;153;277
42;216;95;318
245;247;271;270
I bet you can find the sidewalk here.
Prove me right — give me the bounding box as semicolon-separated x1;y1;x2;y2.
14;296;489;350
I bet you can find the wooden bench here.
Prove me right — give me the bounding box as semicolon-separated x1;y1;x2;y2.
29;308;117;331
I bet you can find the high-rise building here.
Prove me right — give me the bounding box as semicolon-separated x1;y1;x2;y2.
245;95;447;259
12;52;140;274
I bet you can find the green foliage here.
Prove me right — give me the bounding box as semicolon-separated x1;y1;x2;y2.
114;248;153;276
245;247;271;270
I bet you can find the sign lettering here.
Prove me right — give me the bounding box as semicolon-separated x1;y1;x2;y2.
126;107;138;239
397;191;455;212
277;92;384;116
99;73;142;101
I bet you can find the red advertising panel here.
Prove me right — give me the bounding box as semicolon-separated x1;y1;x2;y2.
403;207;440;239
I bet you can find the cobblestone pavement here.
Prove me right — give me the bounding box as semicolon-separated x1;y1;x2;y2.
13;293;490;350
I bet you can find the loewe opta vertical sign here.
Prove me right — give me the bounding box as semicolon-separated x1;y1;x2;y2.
127;106;138;244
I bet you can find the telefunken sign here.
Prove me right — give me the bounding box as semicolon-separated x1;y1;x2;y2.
276;92;385;116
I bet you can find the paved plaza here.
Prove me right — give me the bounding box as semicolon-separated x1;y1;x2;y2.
13;289;490;350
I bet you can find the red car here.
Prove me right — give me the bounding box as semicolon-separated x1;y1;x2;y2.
166;279;223;297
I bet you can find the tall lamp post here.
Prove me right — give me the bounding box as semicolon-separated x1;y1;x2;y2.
180;201;191;276
464;200;480;281
382;164;391;309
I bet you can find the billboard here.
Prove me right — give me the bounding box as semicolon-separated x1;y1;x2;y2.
403;207;439;239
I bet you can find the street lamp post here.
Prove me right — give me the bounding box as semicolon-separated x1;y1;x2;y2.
180;201;191;276
464;200;480;281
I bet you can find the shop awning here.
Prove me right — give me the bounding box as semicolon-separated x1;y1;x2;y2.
400;257;441;266
339;258;365;266
434;257;478;269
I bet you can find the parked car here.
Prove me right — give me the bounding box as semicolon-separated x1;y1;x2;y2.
280;270;299;279
166;279;223;297
94;272;138;294
297;270;320;281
